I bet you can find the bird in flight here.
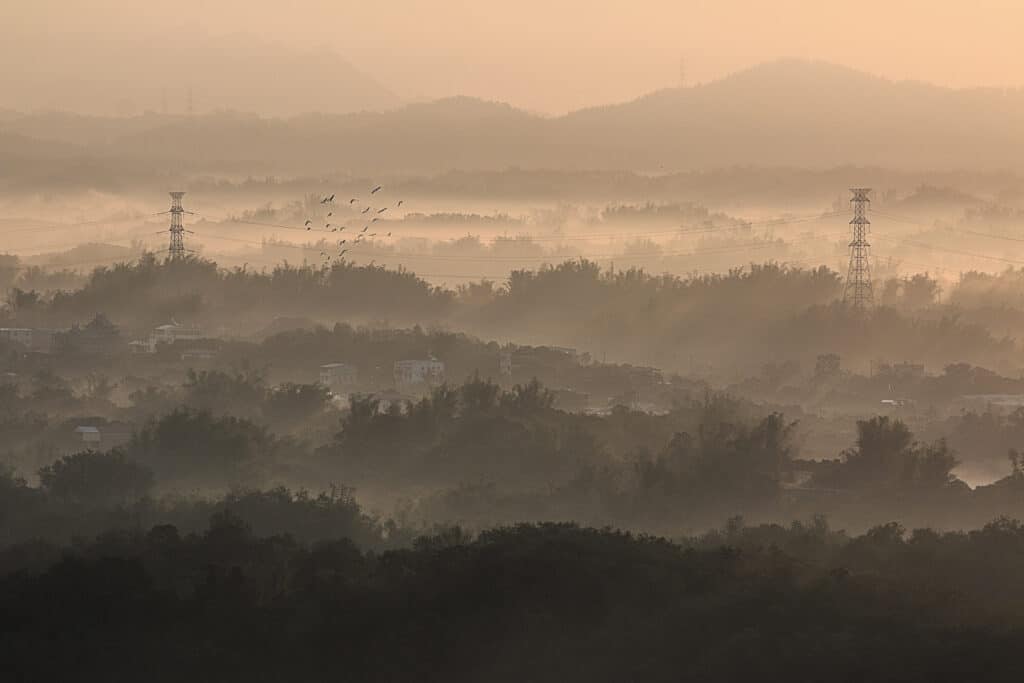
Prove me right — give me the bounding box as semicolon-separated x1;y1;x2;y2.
377;208;387;214
321;194;335;204
349;198;357;204
327;212;333;217
396;200;403;208
361;226;368;232
371;185;382;194
304;220;312;226
386;232;392;237
361;207;370;214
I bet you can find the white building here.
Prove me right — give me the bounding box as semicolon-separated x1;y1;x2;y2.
135;322;205;353
371;388;416;412
129;340;151;354
547;346;579;359
499;349;513;377
394;359;445;387
0;328;32;348
181;348;218;362
319;363;359;392
151;322;204;347
74;426;102;444
0;328;53;353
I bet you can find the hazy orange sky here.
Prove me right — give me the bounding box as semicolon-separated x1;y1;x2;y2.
7;0;1024;113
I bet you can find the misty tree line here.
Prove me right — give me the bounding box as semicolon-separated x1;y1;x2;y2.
4;373;1024;546
5;255;1024;371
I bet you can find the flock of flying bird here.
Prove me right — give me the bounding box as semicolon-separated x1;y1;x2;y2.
306;184;402;264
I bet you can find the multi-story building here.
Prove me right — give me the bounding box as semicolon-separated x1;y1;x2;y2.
319;363;359;393
0;328;55;353
149;322;205;352
394;358;445;387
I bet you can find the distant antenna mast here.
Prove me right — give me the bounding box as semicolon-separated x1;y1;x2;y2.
168;192;187;259
843;188;874;309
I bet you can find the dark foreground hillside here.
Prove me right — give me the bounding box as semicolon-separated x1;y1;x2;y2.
4;519;1024;682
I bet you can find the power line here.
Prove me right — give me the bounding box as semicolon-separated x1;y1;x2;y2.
0;216;150;236
875;209;1019;243
20;251;165;270
16;198;1024;281
856;209;1024;266
9;245;974;282
194;230;818;262
871;210;936;228
1;237;151;256
871;234;1024;265
209;209;845;243
957;228;1024;244
197;251;831;283
3;207;845;262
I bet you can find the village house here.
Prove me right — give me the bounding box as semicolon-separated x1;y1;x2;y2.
319;363;359;393
394;358;445;388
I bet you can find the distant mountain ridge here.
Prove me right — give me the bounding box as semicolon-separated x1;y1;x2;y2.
3;60;1024;173
0;32;401;118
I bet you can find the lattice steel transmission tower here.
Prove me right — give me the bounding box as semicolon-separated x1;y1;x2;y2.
167;192;187;259
843;188;874;309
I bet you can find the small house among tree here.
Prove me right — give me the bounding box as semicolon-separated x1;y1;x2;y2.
319;363;359;393
74;426;102;444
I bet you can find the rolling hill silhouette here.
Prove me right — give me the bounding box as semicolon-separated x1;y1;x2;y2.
0;32;400;119
3;60;1023;173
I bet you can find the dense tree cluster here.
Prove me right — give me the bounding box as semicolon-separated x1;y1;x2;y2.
4;519;1024;681
0;462;389;550
6;375;1024;545
6;256;1017;376
5;255;453;331
38;449;153;505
